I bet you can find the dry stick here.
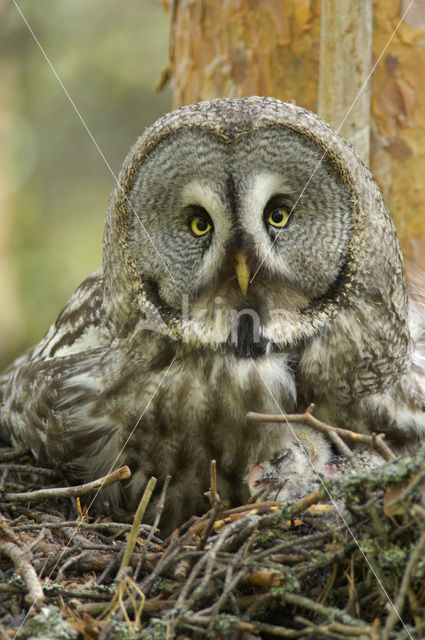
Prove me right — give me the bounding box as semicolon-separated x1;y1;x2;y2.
0;513;22;546
133;474;171;581
2;465;131;503
43;584;115;601
100;475;158;640
206;459;218;505
381;527;425;640
283;591;371;629
198;459;227;550
253;526;346;562
209;531;257;619
291;490;323;515
56;550;94;580
174;515;248;612
116;476;157;581
14;521;145;534
185;521;258;619
96;549;125;586
0;463;59;477
183;614;303;638
295;615;372;638
0;541;45;607
327;430;360;468
78;597;173;617
247;403;396;461
138;537;181;596
24;527;48;554
222;514;260;553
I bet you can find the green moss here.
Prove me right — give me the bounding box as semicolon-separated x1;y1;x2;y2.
137;618;170;640
253;529;278;547
149;578;172;597
19;606;76;640
206;614;239;640
378;545;409;578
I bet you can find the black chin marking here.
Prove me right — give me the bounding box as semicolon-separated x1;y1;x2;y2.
225;313;269;358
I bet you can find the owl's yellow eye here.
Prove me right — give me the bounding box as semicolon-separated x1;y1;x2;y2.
267;208;291;228
190;216;212;236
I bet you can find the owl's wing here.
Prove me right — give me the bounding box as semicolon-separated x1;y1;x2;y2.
29;267;109;361
0;267;116;469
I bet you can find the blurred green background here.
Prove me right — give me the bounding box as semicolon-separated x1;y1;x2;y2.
0;0;171;369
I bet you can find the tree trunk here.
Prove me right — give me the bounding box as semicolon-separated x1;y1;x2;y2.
165;0;321;112
164;0;425;258
318;0;372;164
371;0;425;267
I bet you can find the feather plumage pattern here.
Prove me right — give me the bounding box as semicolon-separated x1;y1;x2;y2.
1;97;424;534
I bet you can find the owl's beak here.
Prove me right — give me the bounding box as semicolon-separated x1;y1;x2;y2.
234;252;250;295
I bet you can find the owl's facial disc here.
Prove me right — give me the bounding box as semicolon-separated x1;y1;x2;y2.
127;126;354;350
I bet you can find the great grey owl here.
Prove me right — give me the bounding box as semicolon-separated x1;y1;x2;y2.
1;96;424;534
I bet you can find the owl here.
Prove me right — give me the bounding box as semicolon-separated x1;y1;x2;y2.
1;97;424;534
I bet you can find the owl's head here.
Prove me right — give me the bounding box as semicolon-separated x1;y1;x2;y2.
103;97;406;355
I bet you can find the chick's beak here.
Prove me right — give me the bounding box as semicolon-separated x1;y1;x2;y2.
234;252;251;296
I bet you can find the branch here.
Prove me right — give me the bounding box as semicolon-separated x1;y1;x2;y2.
0;541;44;607
116;476;157;580
247;403;396;461
2;465;131;503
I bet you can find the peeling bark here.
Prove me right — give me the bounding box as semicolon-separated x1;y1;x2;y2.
166;0;321;112
318;0;372;164
164;1;425;252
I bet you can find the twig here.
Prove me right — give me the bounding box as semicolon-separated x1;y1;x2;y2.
198;460;227;549
56;550;94;580
295;615;372;638
116;476;157;581
0;463;59;477
246;403;396;461
327;430;360;468
2;465;131;503
283;591;371;628
133;474;170;581
181;613;304;638
210;531;257;619
138;536;180;596
174;515;249;614
97;549;124;585
14;520;154;535
43;584;115;600
24;527;49;554
291;490;323;515
0;540;45;607
205;459;219;506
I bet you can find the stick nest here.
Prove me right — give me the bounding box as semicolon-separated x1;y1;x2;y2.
1;408;425;640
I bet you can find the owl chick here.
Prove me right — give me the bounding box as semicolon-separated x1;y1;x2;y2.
1;97;424;535
247;430;386;504
247;426;334;502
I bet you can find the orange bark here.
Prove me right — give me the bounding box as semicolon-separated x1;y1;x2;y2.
166;0;320;111
164;0;425;255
